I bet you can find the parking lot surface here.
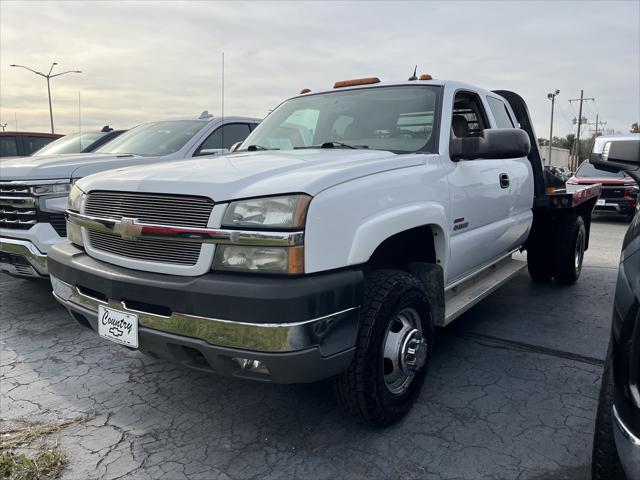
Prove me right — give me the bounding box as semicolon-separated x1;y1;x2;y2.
0;215;628;479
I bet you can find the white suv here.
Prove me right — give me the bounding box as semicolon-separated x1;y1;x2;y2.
0;112;260;278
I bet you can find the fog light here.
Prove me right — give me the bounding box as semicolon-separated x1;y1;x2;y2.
232;357;270;375
50;275;73;301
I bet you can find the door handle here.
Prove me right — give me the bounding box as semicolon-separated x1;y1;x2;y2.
499;173;510;189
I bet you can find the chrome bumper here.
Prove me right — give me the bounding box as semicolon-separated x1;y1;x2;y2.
50;275;359;354
613;405;640;479
0;237;48;277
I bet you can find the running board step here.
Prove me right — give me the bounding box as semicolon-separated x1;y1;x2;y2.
443;256;526;326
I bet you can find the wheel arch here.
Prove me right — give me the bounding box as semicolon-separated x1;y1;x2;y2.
347;203;448;271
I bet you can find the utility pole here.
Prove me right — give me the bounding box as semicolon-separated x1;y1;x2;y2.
0;123;6;131
10;62;82;134
588;115;607;136
547;90;560;165
568;90;594;170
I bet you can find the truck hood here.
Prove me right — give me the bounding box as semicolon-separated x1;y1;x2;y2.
76;149;430;201
0;153;170;181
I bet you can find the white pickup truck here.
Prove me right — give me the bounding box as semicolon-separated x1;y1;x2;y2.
0;113;260;278
48;77;600;425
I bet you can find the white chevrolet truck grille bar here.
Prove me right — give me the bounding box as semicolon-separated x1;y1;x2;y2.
68;210;305;247
85;191;214;228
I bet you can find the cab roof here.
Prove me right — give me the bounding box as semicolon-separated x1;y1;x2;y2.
294;79;500;100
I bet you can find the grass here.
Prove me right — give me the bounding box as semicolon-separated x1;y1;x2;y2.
0;446;66;480
0;415;89;480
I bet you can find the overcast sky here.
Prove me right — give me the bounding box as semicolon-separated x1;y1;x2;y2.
1;0;638;140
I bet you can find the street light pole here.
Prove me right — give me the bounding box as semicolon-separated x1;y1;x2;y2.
547;90;560;166
10;62;81;134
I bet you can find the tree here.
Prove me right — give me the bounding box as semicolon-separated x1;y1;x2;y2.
632;122;640;133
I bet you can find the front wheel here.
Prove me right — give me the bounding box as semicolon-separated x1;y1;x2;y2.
332;270;432;426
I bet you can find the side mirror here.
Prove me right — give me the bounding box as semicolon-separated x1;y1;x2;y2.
196;148;228;157
590;139;640;174
450;128;530;161
229;141;242;153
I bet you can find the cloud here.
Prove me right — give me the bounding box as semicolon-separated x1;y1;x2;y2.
1;0;638;139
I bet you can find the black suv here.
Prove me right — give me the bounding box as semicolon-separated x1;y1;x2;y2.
591;134;640;479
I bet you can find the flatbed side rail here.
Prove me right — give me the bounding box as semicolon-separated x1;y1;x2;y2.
534;183;602;209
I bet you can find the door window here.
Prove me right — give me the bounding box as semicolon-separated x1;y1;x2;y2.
198;123;251;152
487;97;515;128
24;136;55;155
0;136;18;156
450;91;489;138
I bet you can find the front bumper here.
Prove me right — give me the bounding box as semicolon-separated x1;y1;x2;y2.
0;237;48;278
613;405;640;478
595;198;635;215
48;242;363;383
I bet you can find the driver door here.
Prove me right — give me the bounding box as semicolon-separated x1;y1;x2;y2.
445;91;513;284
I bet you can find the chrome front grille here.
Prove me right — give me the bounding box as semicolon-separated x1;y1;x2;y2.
0;184;37;230
88;230;202;266
85;191;214;227
84;191;214;266
600;185;628;199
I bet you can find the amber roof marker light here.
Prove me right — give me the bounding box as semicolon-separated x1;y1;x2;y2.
333;77;381;88
299;88;311;94
419;74;433;80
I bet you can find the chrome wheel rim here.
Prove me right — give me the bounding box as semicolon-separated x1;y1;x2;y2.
382;307;427;395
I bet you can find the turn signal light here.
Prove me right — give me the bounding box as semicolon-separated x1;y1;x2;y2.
334;77;380;88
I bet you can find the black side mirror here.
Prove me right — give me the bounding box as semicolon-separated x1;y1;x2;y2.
450;128;530;161
590;139;640;176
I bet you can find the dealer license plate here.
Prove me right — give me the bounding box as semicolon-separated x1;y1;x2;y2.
596;199;605;206
98;305;139;348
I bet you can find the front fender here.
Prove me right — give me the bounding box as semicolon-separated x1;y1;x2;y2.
348;202;449;268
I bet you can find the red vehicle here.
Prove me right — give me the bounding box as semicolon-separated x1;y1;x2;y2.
567;159;637;218
0;131;63;157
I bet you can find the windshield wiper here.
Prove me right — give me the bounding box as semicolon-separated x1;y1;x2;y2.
321;141;367;149
246;144;278;151
294;141;368;150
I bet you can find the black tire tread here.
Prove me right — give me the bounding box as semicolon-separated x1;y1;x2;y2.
332;269;428;426
553;214;585;285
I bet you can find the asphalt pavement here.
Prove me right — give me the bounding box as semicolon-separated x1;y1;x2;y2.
0;214;628;479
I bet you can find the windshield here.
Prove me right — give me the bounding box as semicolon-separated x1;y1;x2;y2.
240;85;441;154
33;132;106;155
96;120;205;156
576;160;627;179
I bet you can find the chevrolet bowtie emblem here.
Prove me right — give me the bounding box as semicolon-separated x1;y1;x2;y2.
118;217;143;241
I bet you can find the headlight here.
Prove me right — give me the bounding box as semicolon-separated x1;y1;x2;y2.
68;184;85;212
67;185;86;247
212;245;304;274
222;194;311;229
31;182;71;196
214;194;310;274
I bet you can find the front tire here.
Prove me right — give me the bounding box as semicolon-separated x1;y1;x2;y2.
332;270;432;426
592;341;625;479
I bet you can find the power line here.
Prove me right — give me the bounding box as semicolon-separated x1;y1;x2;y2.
568;90;595;170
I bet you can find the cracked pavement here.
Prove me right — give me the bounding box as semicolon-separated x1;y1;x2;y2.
0;215;627;479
